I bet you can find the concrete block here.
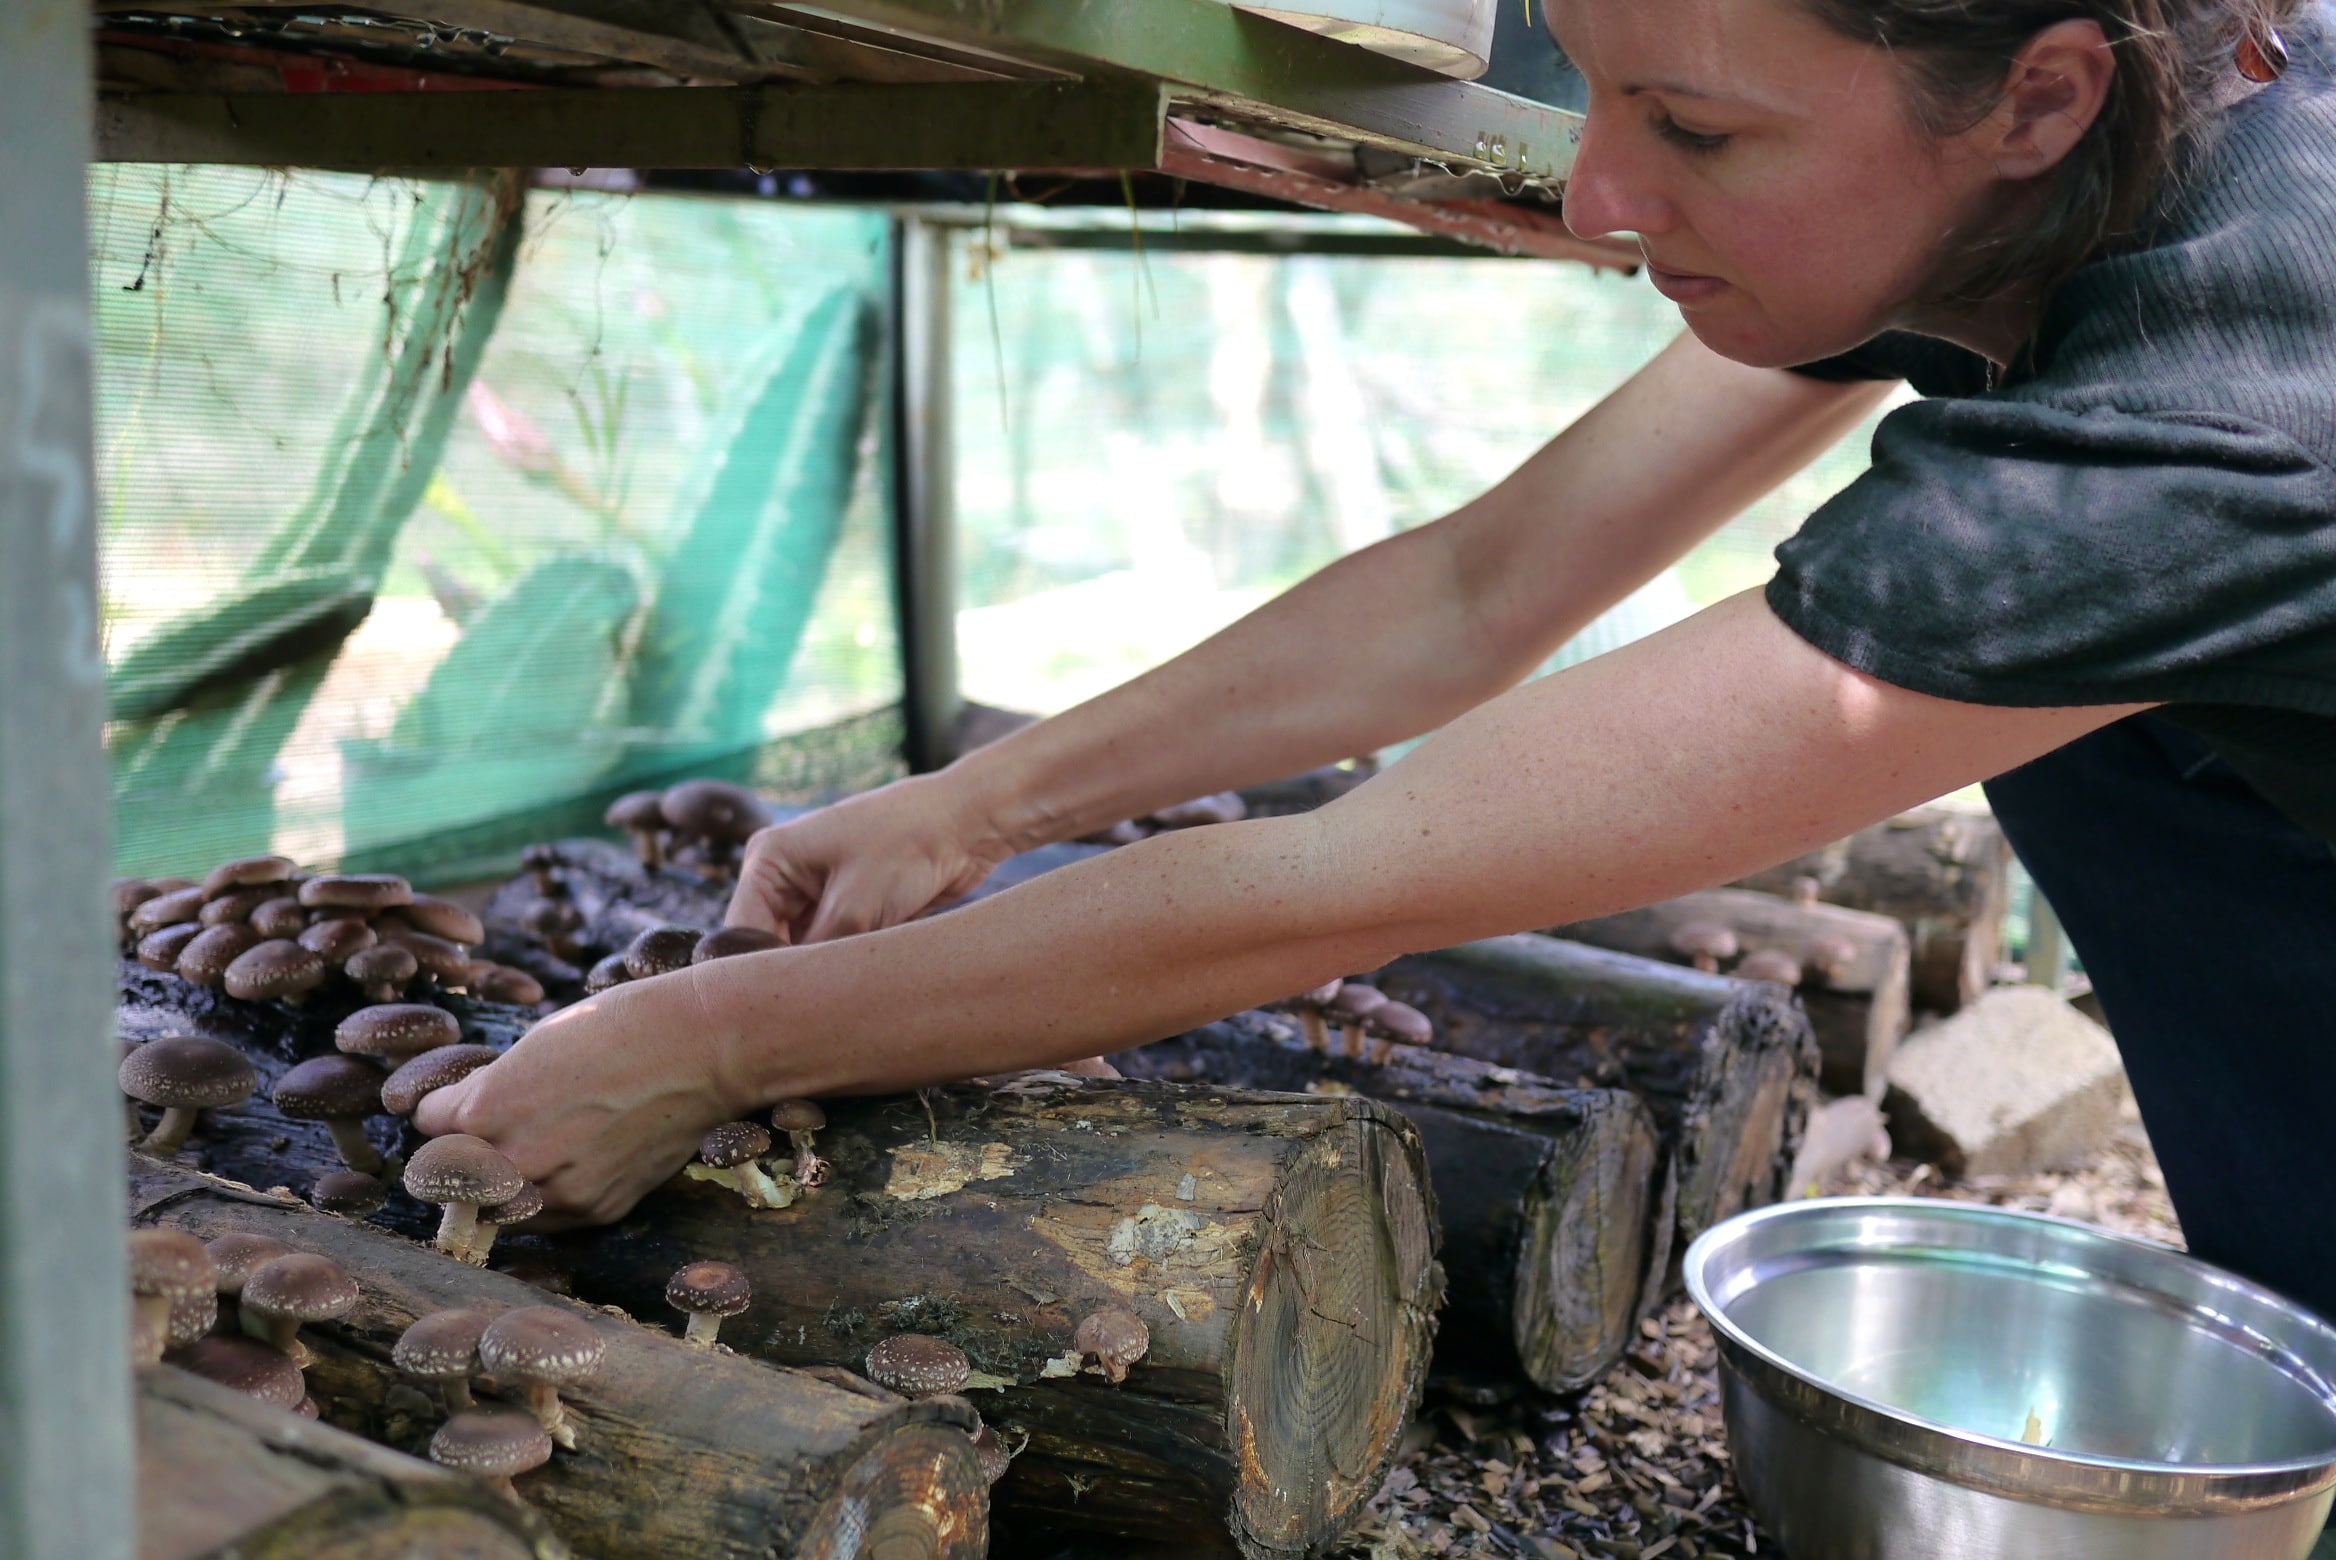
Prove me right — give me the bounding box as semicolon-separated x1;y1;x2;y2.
1883;986;2128;1177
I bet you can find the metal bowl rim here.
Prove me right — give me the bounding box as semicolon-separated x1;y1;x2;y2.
1685;1197;2336;1503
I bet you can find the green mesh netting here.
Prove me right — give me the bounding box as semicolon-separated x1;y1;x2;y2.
90;168;904;884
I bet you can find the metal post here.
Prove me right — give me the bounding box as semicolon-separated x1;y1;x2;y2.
0;5;136;1559
2026;891;2070;994
891;216;962;772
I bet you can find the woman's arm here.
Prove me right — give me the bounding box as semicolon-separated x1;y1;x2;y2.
731;335;1892;941
419;591;2140;1223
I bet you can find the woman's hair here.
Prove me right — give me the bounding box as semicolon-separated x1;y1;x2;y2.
1795;0;2306;303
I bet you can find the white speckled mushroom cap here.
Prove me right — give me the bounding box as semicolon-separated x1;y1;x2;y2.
666;1261;752;1319
177;1336;306;1409
864;1334;970;1397
336;1003;460;1061
379;1045;499;1117
120;1037;257;1112
477;1306;606;1388
403;1134;525;1209
204;1233;291;1296
1073;1306;1151;1370
431;1409;553;1480
240;1253;360;1324
394;1308;491;1381
128;1229;214;1300
699;1121;771;1168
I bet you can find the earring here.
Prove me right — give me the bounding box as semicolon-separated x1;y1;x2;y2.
2237;24;2289;84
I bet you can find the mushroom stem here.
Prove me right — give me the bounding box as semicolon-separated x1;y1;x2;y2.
1299;1012;1330;1052
131;1295;173;1369
788;1134;829;1188
523;1383;575;1450
631;830;664;872
682;1312;724;1347
1340;1023;1365;1061
1691;953;1721;974
1368;1036;1395;1066
238;1307;312;1368
142;1106;202;1157
736;1161;789;1209
323;1119;384;1176
435;1201;482;1264
444;1378;475;1413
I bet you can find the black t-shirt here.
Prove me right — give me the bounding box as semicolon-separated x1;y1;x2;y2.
1772;2;2336;837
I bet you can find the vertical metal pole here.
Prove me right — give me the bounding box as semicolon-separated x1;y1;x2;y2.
2026;891;2070;994
891;217;962;773
0;4;136;1559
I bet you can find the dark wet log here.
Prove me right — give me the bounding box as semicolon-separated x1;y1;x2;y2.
1550;888;1911;1098
1733;805;2013;1015
1110;1012;1667;1394
130;1160;991;1560
140;1365;565;1560
1373;935;1818;1250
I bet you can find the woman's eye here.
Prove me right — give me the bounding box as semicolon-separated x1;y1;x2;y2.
1653;112;1732;155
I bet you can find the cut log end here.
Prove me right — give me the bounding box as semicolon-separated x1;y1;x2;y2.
799;1421;992;1560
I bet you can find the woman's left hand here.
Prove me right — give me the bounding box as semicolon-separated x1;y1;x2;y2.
410;971;751;1226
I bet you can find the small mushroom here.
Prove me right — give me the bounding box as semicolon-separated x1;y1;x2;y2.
173;922;262;988
666;1261;751;1346
769;1098;828;1188
176;1336;305;1410
1327;983;1388;1059
166;1281;219;1354
273;1054;388;1174
477;1307;604;1450
1736;947;1805;988
519;897;586;963
223;939;328;1005
129;885;210;938
387;894;486;946
470;1182;544;1265
395;1309;490;1412
120;1036;257;1156
1280;980;1343;1052
431;1409;553;1500
113;878;162;939
383;929;474;989
381;1045;501;1117
660;780;769;860
1149;792;1247;829
1669;920;1741;974
1072;1305;1149;1384
313;1169;388;1217
344;943;419;1004
864;1334;969;1399
475;966;545;1007
237;1252;358;1368
1806;934;1858;986
970;1422;1016;1484
604;791;670;871
127;1229;214;1370
519;844;564;897
1789;874;1824;910
622;926;699;981
583;954;631;994
201;854;296;899
1363;1000;1433;1065
198;886;280;928
692;925;784;963
206;1233;292;1318
404;1134;525;1263
300;914;377;962
695;1122;788;1208
298;873;413;913
337;1003;461;1064
251;897;312;940
135;923;204;973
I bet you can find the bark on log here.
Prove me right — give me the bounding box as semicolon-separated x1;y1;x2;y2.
1109;1011;1667;1395
1373;935;1818;1250
1549;888;1911;1099
140;1365;566;1560
1732;805;2014;1015
131;1160;991;1560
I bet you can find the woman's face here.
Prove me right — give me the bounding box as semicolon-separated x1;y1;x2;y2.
1550;0;2010;366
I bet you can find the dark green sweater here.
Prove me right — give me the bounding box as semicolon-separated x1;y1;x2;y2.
1776;1;2336;836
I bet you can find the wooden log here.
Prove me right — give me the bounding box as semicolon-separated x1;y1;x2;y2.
130;1160;991;1560
1372;935;1818;1250
140;1364;566;1560
1549;887;1912;1099
1733;805;2014;1014
1109;1011;1667;1395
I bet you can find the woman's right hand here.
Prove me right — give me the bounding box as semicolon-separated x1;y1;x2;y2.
725;770;1016;944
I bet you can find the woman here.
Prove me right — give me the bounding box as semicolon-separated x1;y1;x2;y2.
421;0;2336;1318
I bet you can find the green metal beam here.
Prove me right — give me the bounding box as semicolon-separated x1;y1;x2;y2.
93;79;1167;171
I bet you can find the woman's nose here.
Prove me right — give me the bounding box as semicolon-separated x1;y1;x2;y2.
1562;114;1672;241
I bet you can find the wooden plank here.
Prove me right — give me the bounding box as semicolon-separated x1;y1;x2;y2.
0;2;135;1555
93;80;1168;171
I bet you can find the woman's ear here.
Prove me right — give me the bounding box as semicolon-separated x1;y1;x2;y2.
1985;18;2118;179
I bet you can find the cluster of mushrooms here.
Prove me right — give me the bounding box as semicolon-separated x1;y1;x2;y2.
1668;913;1855;991
599;778;772;879
118;856;545;1010
129;1228;358;1417
1078;790;1247;847
1273;978;1435;1064
685;1099;829;1209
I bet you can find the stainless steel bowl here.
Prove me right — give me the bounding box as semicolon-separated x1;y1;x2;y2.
1685;1198;2336;1559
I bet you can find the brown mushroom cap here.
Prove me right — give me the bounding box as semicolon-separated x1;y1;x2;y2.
971;1422;1014;1483
384;894;486;946
298;873;413;912
120;1037;257;1113
480;1182;544;1229
699;1121;772;1168
135;923;204;972
199;886;280;927
475;966;545;1007
770;1098;826;1135
206;1233;293;1298
113;878;163;922
404;1134;526;1210
241;1253;359;1326
174;923;263;988
622;927;700;980
1072;1305;1150;1382
692;926;784;963
583;954;631;994
300;916;377;962
343;943;419;998
248;897;310;940
666;1261;752;1320
223;940;328;1003
1806;934;1858;984
1327;984;1389;1020
312;1169;388;1215
129;886;210;937
274;1054;386;1122
202;855;297;898
128;1228;215;1302
337;1003;460;1062
395;1309;491;1381
478;1306;605;1388
381;1045;501;1116
1736;948;1805;987
381;929;474;985
1365;1001;1434;1047
660;779;770;843
519;896;583;942
604;791;668;832
1669;920;1741;965
176;1335;306;1409
864;1334;969;1398
431;1409;553;1482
